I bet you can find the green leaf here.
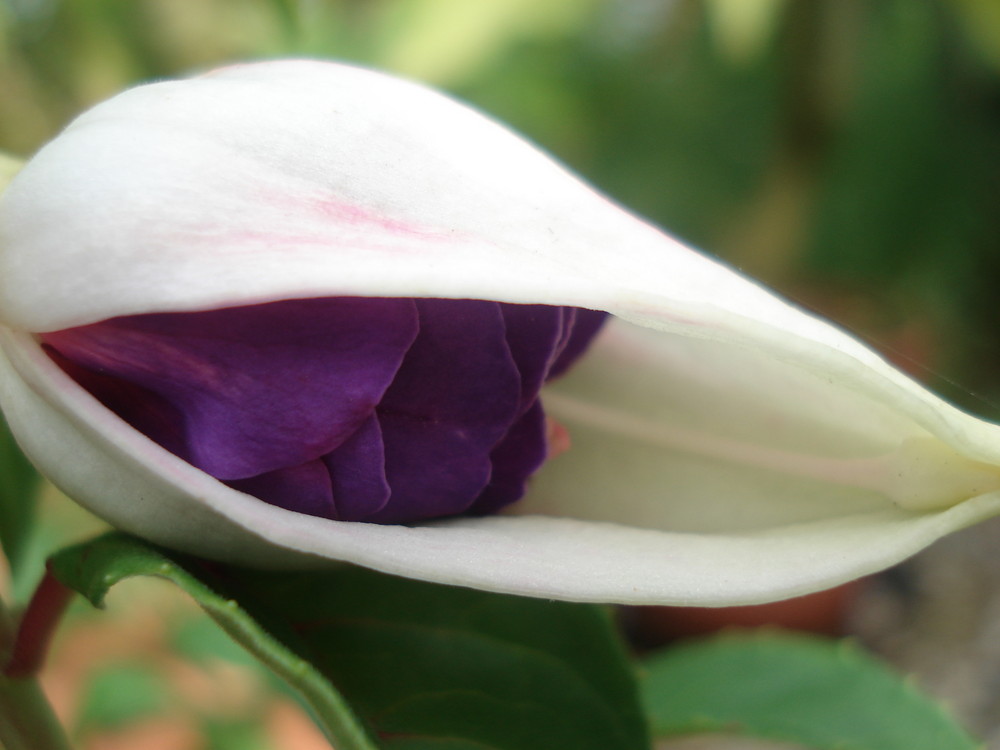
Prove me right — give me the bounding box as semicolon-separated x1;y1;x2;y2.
49;532;377;750
50;532;649;750
0;412;42;578
641;631;979;750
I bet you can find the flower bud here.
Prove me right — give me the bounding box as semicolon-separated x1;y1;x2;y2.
3;60;1000;605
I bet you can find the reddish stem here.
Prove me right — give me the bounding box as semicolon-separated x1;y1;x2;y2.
2;566;75;679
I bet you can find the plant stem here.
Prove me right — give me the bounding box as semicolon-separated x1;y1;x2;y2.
0;672;73;750
5;568;75;678
0;592;74;750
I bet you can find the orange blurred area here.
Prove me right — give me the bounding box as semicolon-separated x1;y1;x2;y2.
38;579;329;750
629;581;863;646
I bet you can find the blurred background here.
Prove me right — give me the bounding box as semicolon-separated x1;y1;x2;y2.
5;0;1000;747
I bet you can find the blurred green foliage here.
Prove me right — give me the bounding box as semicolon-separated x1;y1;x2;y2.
75;661;171;732
4;0;1000;408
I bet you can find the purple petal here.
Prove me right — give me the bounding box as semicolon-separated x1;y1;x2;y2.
470;400;548;516
368;299;522;523
42;297;419;479
322;413;390;520
227;460;335;518
548;308;607;379
498;304;567;411
44;346;189;460
44;296;607;525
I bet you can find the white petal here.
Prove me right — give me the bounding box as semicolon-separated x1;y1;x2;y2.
3;60;1000;604
0;60;886;340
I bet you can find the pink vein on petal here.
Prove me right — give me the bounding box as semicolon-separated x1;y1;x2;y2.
195;195;468;257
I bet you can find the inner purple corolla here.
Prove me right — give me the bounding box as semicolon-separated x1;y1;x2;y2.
41;298;606;524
